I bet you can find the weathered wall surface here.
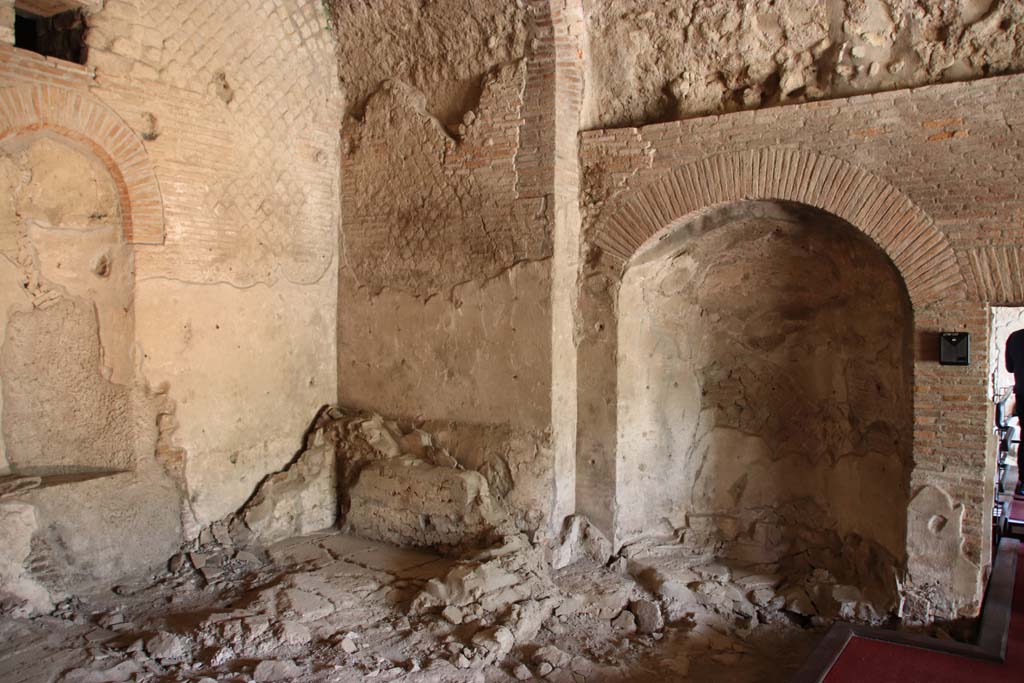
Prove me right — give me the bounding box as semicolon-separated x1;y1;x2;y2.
81;0;343;532
335;1;586;533
0;0;343;606
337;67;556;527
0;126;182;600
327;0;528;128
0;134;138;475
584;0;1024;128
86;0;342;288
134;276;337;526
578;73;1024;619
617;201;912;604
340;63;548;295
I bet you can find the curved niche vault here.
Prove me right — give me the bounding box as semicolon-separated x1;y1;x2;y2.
616;200;913;607
0;133;138;476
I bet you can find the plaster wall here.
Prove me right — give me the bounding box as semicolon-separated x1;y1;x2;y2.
0;134;138;476
335;1;586;533
0;128;182;599
134;276;337;527
82;0;342;533
616;201;911;603
0;0;343;604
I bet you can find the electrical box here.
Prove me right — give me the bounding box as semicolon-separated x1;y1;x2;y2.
939;332;970;366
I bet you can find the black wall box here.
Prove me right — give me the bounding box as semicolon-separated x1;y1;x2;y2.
939;332;969;366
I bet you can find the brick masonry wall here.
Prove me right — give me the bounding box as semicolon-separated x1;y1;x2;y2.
336;0;586;531
581;76;1024;305
340;61;547;296
85;0;342;287
577;75;1024;618
2;0;342;286
542;0;586;527
0;0;344;530
339;1;583;298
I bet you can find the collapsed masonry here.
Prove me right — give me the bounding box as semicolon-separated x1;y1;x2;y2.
0;405;917;681
236;403;894;621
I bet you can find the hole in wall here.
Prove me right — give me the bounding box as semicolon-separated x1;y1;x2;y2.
13;5;87;65
928;515;948;534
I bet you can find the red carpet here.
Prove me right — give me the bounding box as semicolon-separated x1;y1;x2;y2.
824;543;1024;682
1011;496;1024;522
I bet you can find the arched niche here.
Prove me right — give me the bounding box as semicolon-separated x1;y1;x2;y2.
0;84;164;245
615;200;913;606
572;148;984;620
0;129;139;475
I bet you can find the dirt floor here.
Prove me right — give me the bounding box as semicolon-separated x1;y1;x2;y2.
0;530;822;682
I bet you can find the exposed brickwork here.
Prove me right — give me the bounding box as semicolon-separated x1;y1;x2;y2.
0;79;164;244
577;74;1024;617
520;0;583;205
581;74;1024;304
0;0;344;537
84;0;342;286
541;0;586;526
341;62;547;295
0;39;90;87
339;2;587;298
2;0;342;285
965;245;1024;304
337;0;587;532
588;147;961;309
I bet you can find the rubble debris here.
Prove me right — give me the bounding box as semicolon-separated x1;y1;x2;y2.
253;659;303;682
229;405;510;554
345;456;501;551
533;644;572;670
241;443;337;546
552;514;613;570
144;631;187;663
0;502;55;616
611;609;637;632
441;605;463;624
0;405;892;682
340;635;358;654
629;599;665;634
0;524;832;682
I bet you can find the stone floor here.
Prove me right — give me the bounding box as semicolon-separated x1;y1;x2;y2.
0;530;821;682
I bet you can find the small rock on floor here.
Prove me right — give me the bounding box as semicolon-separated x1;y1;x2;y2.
145;631;187;663
612;609;637;632
253;659;302;682
630;599;665;634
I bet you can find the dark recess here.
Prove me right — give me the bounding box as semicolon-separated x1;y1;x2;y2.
14;8;87;65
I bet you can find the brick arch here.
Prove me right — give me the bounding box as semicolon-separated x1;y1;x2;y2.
0;85;164;245
592;147;964;309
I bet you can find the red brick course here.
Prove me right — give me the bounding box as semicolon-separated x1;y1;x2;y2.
0;68;165;244
577;74;1024;616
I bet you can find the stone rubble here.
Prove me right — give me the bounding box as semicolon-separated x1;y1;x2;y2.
235;406;508;555
0;405;917;681
0;517;845;682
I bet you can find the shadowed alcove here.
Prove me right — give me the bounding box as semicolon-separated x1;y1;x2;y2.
616;200;914;610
